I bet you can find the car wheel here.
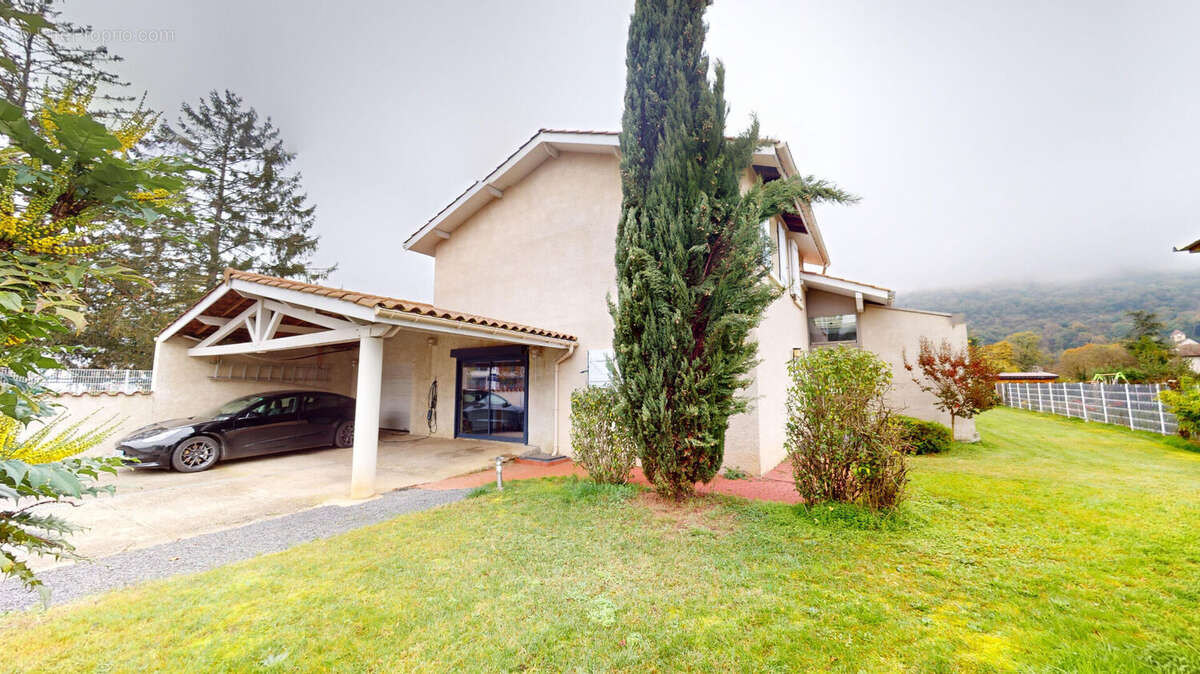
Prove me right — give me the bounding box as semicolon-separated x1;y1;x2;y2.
334;421;354;448
171;436;220;472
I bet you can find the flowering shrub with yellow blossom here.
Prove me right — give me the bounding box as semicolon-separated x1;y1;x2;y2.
0;84;188;598
0;87;188;423
0;412;121;464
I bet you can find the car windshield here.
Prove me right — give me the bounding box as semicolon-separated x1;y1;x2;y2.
204;395;266;419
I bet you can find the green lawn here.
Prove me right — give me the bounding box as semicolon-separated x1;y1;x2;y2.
3;407;1199;672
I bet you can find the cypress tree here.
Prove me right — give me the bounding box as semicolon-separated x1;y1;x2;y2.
611;0;857;499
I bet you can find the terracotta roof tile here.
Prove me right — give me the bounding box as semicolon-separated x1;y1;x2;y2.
222;269;577;342
1179;343;1200;357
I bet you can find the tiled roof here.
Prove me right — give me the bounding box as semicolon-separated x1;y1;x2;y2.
223;269;577;342
1179;343;1200;357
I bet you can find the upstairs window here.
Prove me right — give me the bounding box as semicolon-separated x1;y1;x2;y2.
809;314;858;345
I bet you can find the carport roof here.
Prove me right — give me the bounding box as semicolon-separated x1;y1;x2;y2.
158;268;578;346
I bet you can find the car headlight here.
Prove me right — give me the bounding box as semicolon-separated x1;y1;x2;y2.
138;427;192;444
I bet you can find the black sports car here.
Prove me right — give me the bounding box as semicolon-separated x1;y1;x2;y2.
116;391;356;472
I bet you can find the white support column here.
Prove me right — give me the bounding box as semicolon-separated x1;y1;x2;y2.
1099;384;1109;424
1079;382;1089;422
350;332;384;499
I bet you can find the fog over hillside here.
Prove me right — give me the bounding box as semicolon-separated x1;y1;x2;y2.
900;270;1200;352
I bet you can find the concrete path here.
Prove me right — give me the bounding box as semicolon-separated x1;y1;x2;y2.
29;432;512;571
1;487;471;612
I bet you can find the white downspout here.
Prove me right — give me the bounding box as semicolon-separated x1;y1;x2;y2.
552;343;577;456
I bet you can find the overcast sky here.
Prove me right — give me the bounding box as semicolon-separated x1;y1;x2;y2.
62;0;1200;302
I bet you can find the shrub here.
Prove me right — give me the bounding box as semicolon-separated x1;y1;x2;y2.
1160;378;1200;440
785;346;908;509
892;415;953;455
570;387;637;484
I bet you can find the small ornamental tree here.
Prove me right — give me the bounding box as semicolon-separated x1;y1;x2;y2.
904;338;1000;438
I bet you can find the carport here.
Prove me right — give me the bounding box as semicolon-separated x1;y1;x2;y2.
155;269;577;499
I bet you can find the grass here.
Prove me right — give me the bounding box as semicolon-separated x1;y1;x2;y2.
3;407;1199;672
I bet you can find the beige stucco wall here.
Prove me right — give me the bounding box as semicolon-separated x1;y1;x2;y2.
425;148;979;469
429;150;827;472
743;285;808;474
44;392;156;456
395;330;557;451
432;151;620;456
859;306;977;441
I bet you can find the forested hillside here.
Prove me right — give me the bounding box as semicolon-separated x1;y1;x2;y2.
900;271;1200;352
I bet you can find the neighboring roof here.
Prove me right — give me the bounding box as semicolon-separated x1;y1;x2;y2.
799;271;894;305
402;129;830;265
159;269;577;345
1179;343;1200;357
996;371;1060;380
1174;237;1200;253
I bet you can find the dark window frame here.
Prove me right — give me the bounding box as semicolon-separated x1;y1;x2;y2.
452;345;529;445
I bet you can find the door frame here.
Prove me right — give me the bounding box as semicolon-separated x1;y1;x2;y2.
451;345;529;444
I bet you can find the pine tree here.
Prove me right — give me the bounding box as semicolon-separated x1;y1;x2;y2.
66;90;328;367
156;89;325;291
0;0;132;116
611;0;857;499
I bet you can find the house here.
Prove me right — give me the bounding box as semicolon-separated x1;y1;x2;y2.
150;129;972;498
1169;329;1198;348
1178;344;1200;373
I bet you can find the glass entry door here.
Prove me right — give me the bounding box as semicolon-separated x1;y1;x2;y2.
457;355;527;442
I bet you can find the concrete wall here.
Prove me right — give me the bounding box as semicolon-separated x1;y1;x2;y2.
859;306;977;441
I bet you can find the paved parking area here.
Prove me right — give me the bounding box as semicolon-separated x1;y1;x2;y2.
28;432;513;571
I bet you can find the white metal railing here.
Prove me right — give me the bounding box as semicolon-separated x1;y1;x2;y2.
0;368;153;394
998;381;1178;435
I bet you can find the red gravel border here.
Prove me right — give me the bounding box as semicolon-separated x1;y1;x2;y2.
423;458;801;504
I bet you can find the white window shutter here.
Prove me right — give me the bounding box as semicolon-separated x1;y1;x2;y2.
587;349;616;387
788;239;801;290
776;222;788;280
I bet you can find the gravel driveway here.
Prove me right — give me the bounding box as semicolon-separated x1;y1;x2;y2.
0;487;470;612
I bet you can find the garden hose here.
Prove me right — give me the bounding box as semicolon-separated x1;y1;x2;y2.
426;379;438;434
